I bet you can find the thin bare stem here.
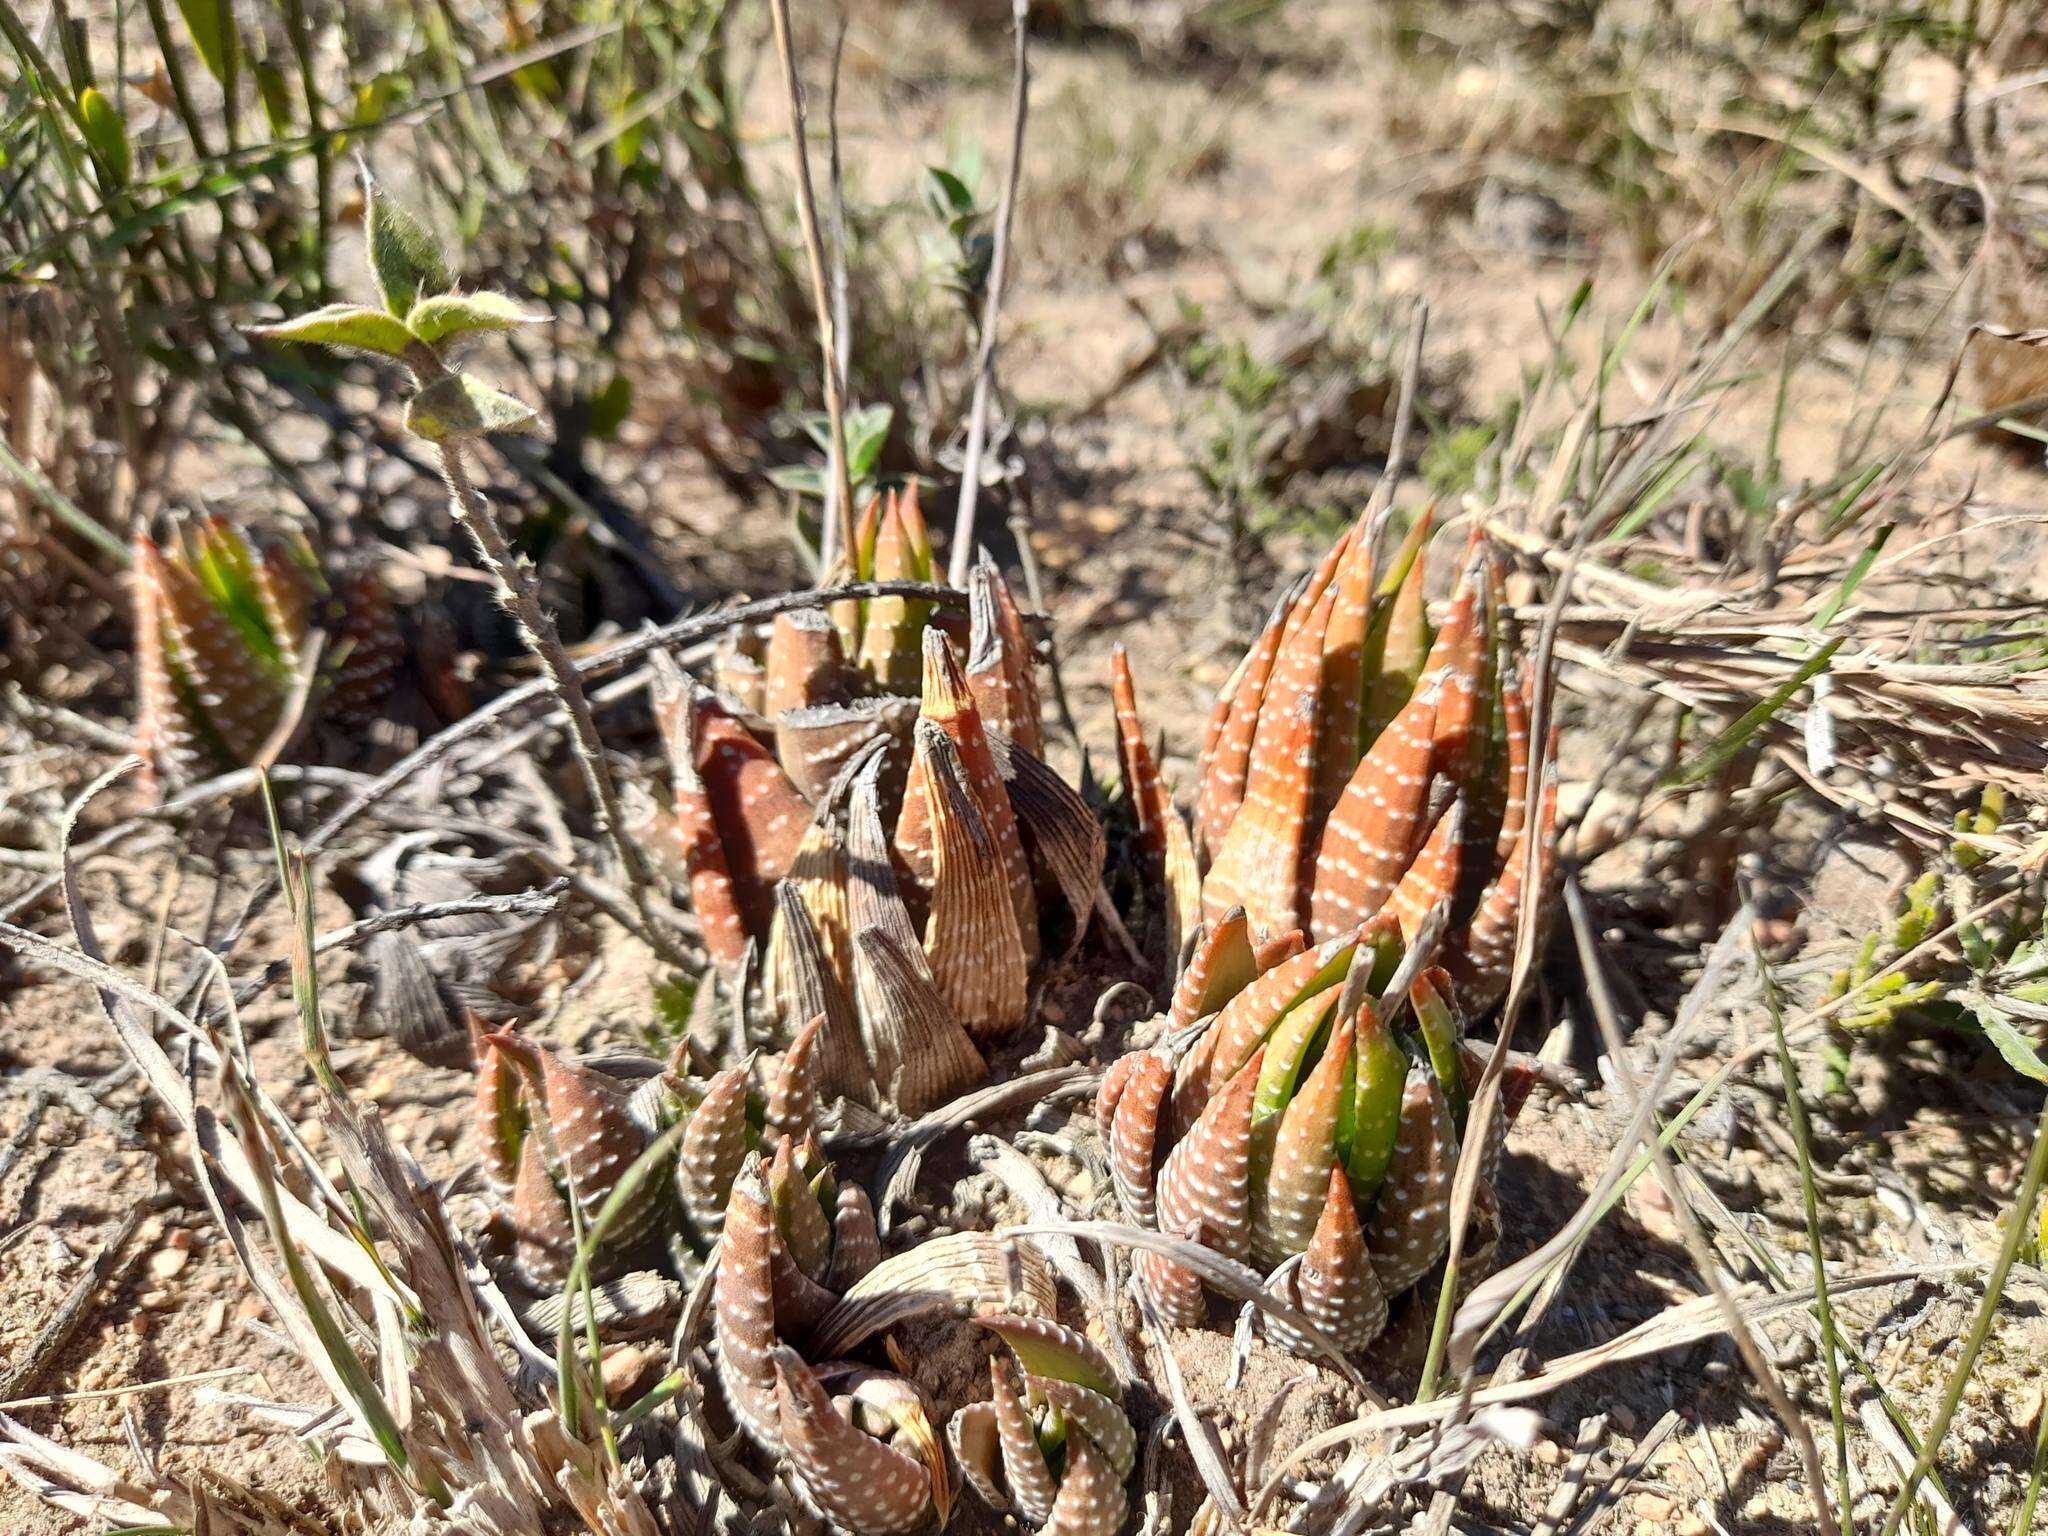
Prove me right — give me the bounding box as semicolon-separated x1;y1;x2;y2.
947;0;1031;587
421;389;678;962
765;0;855;571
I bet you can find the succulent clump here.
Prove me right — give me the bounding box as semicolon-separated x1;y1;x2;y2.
1096;510;1563;1361
132;517;401;788
642;522;1103;1116
1185;510;1557;1015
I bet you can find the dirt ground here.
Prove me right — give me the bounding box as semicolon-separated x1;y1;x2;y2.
6;2;2048;1533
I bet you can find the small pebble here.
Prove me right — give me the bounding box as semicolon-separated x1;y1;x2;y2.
1632;1492;1677;1520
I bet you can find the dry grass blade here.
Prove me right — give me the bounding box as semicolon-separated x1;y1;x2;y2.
1252;1259;1979;1515
1563;879;1840;1536
1004;1220;1368;1387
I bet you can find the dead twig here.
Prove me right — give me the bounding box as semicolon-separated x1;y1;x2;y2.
764;0;854;569
947;0;1032;586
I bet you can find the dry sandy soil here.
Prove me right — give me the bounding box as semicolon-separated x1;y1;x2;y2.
5;2;2048;1533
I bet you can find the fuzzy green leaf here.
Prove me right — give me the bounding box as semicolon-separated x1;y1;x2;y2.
406;290;546;346
78;88;132;185
1975;1006;2048;1083
404;373;539;441
365;179;451;317
246;303;417;357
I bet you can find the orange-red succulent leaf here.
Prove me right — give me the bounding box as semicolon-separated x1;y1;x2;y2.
1308;680;1440;943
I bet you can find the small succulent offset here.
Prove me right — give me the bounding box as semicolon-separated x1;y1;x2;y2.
246;166;546;444
1185;510;1559;1016
643;540;1100;1117
473;1012;876;1291
1099;920;1538;1360
949;1314;1134;1536
133;516;400;788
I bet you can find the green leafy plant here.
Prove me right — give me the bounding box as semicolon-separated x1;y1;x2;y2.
1824;786;2048;1086
250;170;678;958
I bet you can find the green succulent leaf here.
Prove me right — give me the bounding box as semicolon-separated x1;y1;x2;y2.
406;290;547;346
364;177;452;316
246;303;417;357
404;373;539;441
77;88;131;185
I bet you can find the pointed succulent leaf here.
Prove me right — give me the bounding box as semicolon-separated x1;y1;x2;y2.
714;1158;781;1451
968;554;1043;755
1170;907;1259;1026
678;1066;751;1236
978;1312;1118;1396
920;724;1030;1041
989;1355;1060;1525
826;1181;882;1291
1156;1045;1264;1274
1270;1165;1387;1356
1253;1019;1354;1267
509;1131;576;1288
1041;1419;1127;1536
1194;589;1290;862
1342;995;1407;1207
1309;678;1440;942
470;1016;525;1192
767;1013;822;1145
1361;507;1434;744
1203;576;1336;937
1364;1067;1458;1296
852;927;986;1115
1107;1051;1171;1228
1385;798;1464;950
769;1134;834;1281
773;1347;935;1536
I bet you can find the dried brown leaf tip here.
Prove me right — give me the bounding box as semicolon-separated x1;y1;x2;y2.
132;519;397;789
1188;511;1562;1016
968;552;1044;756
950;1314;1132;1536
1102;928;1521;1361
1111;646;1202;969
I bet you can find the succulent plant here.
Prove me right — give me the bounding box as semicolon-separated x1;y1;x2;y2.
949;1314;1134;1536
711;1141;1120;1536
1098;920;1538;1361
644;552;1103;1117
132;517;401;788
471;1012;874;1291
1177;510;1558;1016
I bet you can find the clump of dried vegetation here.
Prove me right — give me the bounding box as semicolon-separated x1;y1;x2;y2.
4;1;2048;1535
